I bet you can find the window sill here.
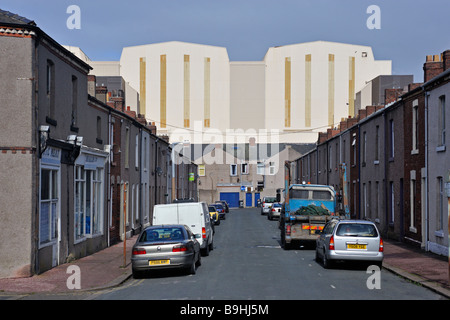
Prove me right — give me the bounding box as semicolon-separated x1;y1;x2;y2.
436;145;446;152
46;116;57;126
435;230;444;238
411;149;419;155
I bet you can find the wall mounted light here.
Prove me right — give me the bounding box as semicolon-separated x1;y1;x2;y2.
39;125;50;157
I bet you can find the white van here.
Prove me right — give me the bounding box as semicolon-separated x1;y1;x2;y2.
153;202;214;256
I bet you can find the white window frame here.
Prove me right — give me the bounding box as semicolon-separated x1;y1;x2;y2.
257;162;264;175
74;165;104;243
39;165;60;248
269;162;276;175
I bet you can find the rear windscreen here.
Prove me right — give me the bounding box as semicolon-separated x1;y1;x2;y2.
336;223;378;237
140;227;185;242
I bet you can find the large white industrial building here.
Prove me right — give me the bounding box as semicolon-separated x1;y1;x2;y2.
67;40;391;144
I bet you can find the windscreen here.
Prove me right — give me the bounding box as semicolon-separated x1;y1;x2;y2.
140;227;185;242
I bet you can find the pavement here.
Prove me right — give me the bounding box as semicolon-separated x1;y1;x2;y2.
0;236;449;299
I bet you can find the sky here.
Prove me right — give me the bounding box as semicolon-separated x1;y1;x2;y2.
3;0;450;82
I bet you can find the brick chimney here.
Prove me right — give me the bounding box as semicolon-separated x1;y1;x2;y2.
95;85;107;103
443;50;450;72
147;121;157;135
87;75;96;96
423;54;443;82
384;88;405;105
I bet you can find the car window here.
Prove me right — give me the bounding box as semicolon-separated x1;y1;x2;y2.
208;206;216;212
185;227;194;239
312;190;333;201
323;220;338;234
336;223;378;237
264;197;276;203
273;203;281;207
140;227;185;242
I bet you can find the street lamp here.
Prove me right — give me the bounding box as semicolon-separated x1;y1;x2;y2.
39;125;50;157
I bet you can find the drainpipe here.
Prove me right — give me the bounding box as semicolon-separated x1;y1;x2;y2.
358;123;361;220
107;110;112;247
383;110;389;238
424;90;429;251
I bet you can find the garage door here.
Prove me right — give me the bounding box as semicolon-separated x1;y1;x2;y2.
220;192;240;208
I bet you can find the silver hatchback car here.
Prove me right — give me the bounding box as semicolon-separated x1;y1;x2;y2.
131;225;201;278
315;219;384;268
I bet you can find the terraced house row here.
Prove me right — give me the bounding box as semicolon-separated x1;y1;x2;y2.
292;52;450;256
0;10;197;278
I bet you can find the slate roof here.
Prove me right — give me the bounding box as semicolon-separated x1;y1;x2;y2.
0;9;35;26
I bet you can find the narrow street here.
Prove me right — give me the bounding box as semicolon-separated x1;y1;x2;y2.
89;208;443;300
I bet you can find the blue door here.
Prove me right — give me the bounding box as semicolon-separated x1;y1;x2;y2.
220;192;240;208
254;193;260;207
245;193;252;207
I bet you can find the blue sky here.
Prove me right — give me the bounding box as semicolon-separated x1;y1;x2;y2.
3;0;450;82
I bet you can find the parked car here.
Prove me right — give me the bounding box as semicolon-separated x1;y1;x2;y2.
153;202;214;256
260;196;277;215
215;200;229;213
208;205;220;225
268;202;282;220
211;203;226;220
131;225;201;278
315;219;384;269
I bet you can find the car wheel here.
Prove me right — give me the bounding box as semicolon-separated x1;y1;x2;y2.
196;252;202;267
322;250;333;269
132;268;144;279
187;259;196;275
202;242;210;256
315;249;320;262
209;238;214;251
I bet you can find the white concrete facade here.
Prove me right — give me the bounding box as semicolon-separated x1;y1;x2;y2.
263;41;391;143
73;41;391;144
119;41;231;138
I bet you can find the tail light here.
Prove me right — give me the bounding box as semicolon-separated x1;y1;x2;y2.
329;235;335;250
272;208;275;212
132;249;146;255
379;237;384;252
172;245;187;252
286;225;291;236
202;227;206;239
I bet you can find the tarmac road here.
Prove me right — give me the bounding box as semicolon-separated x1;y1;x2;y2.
90;208;444;300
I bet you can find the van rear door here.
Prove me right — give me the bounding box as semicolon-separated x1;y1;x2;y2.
177;203;202;236
153;204;179;225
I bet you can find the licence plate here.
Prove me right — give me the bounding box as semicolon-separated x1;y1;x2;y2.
347;244;367;250
149;259;170;265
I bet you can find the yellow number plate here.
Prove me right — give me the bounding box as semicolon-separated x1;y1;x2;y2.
347;244;367;250
149;259;170;265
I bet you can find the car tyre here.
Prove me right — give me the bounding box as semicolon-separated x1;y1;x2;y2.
196;253;202;267
315;249;320;263
209;238;214;251
322;250;334;269
187;259;196;275
132;268;144;279
202;242;210;256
